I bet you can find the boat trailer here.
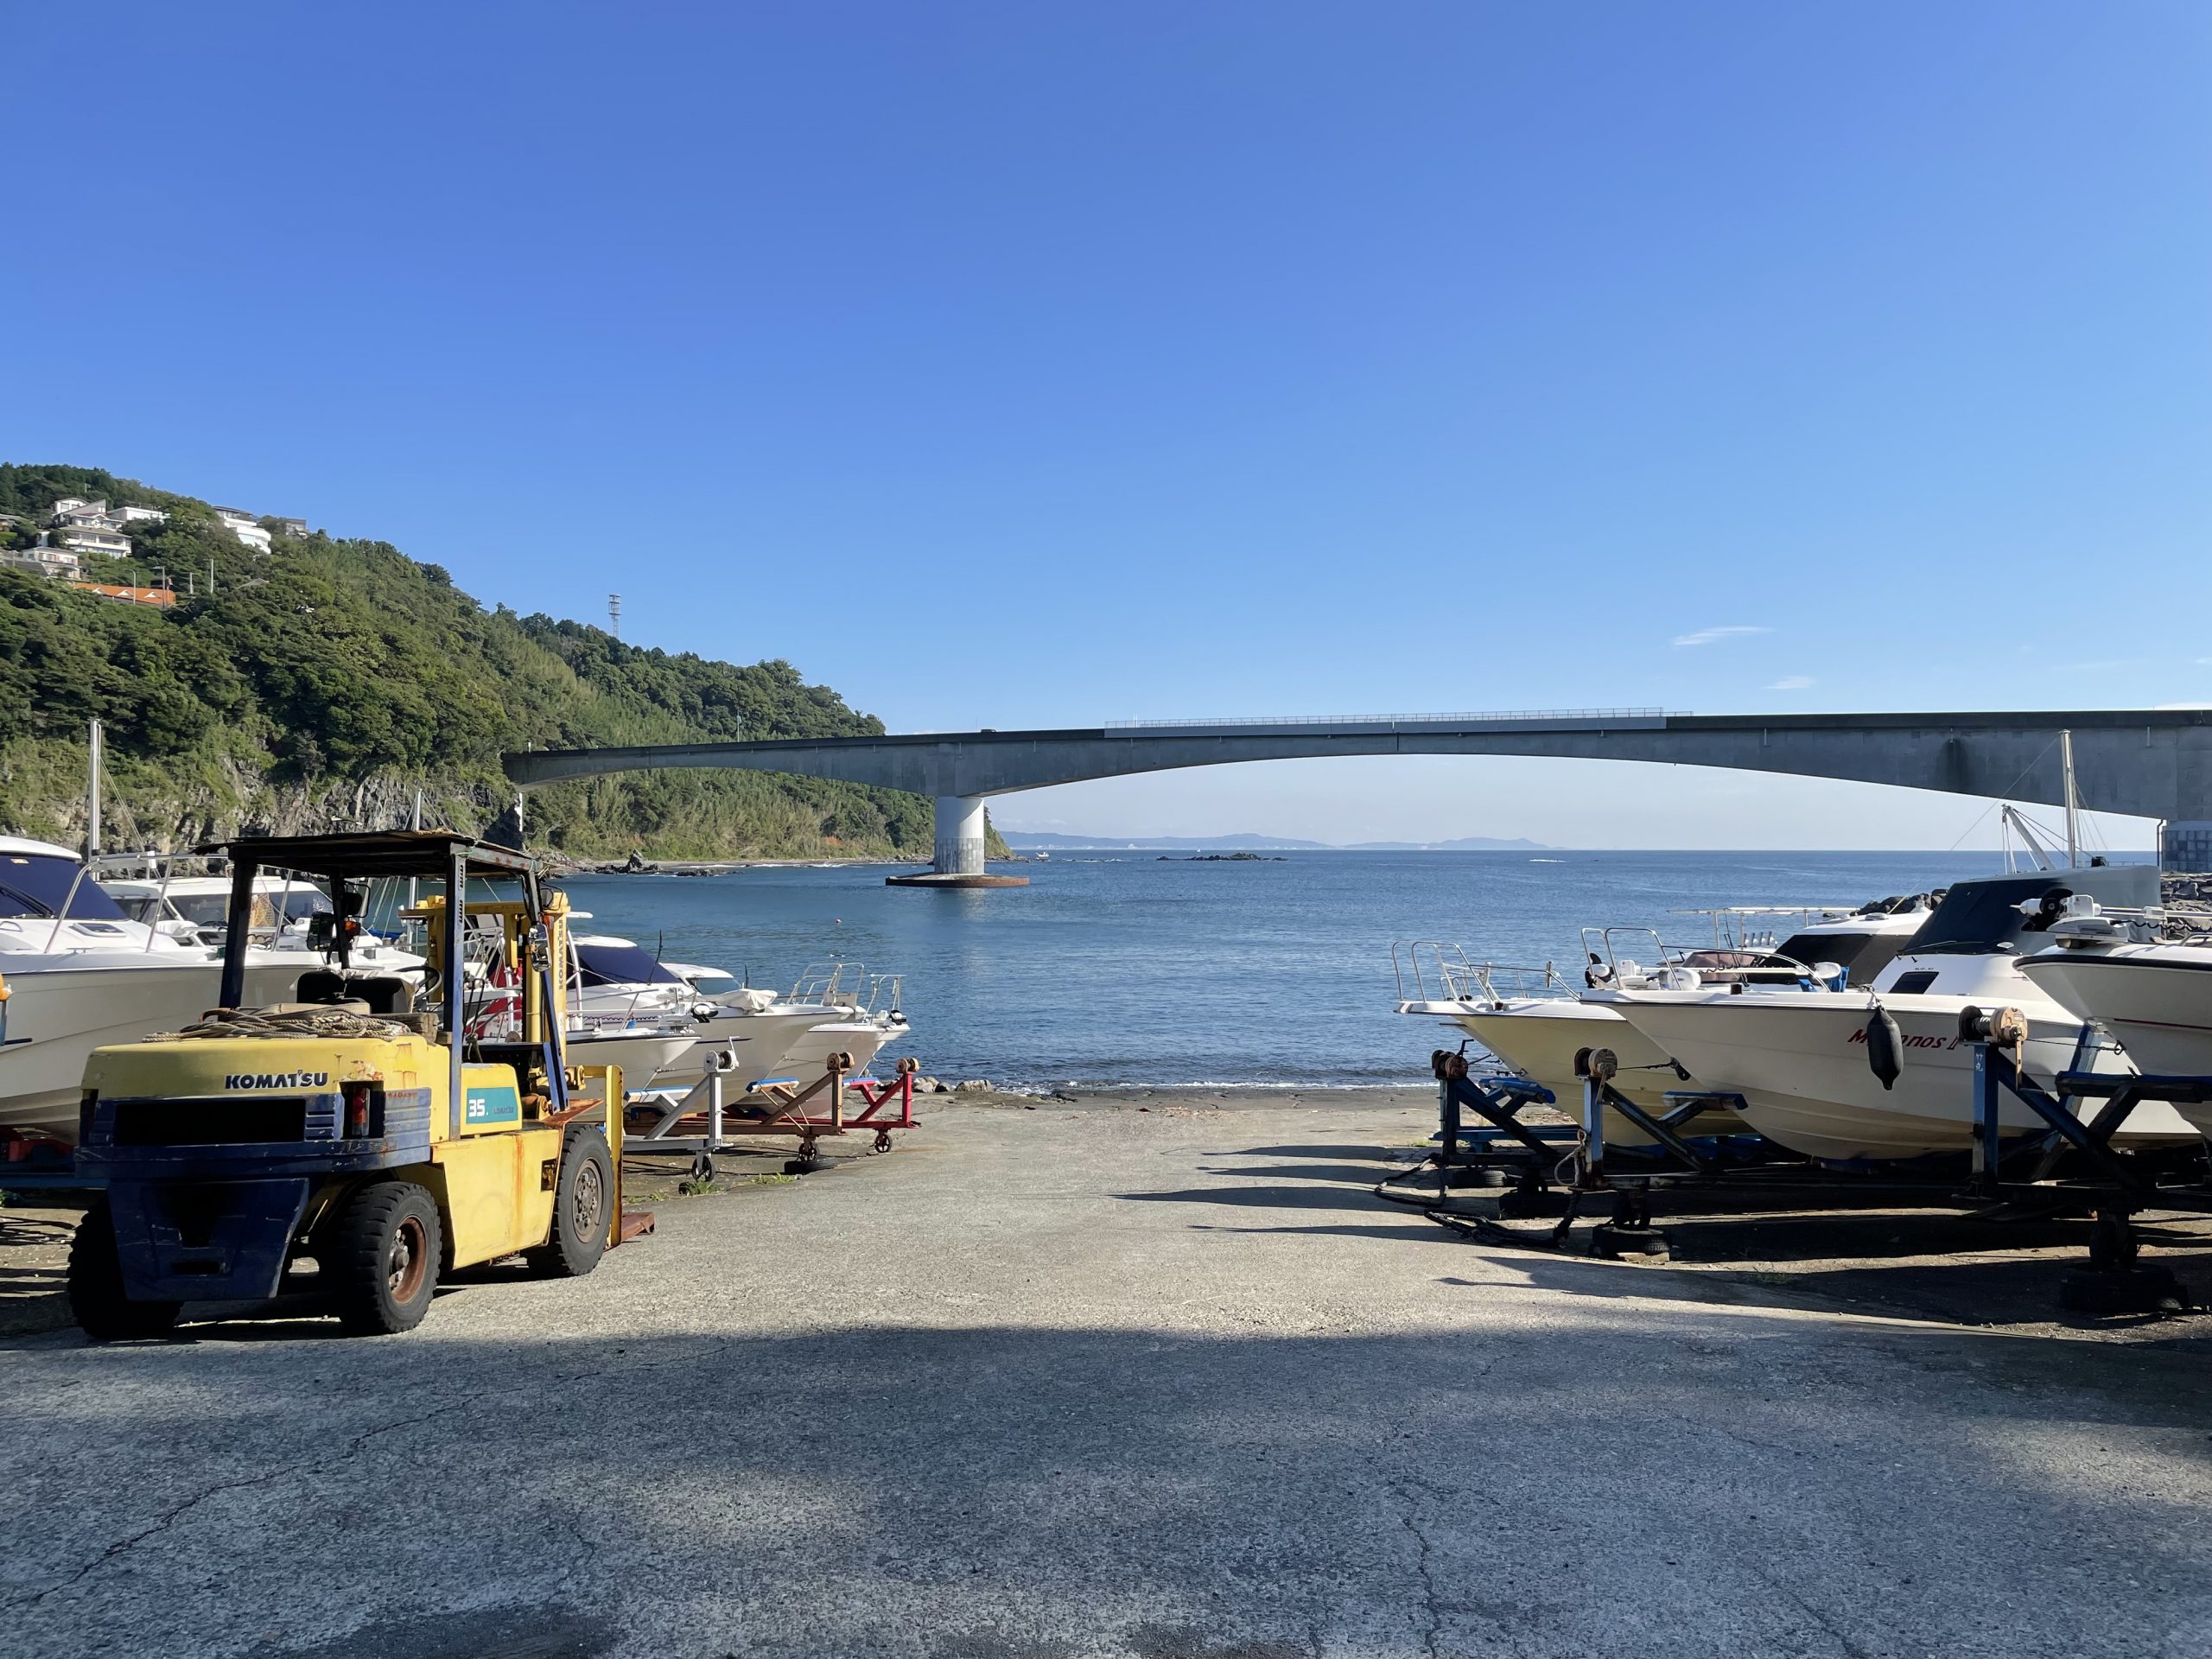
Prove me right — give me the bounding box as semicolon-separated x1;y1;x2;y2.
623;1052;922;1177
1384;1031;2212;1310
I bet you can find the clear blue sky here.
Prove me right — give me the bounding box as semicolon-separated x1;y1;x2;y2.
7;3;2207;847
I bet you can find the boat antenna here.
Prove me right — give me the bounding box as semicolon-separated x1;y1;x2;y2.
2060;728;2080;869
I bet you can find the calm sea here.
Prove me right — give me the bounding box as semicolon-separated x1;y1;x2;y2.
553;850;2139;1090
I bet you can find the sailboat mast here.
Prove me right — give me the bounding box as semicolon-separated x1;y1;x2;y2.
2060;728;2079;869
86;717;103;859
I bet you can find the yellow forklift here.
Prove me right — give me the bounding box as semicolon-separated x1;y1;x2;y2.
69;831;631;1338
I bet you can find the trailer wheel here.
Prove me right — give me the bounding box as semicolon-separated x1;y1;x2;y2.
332;1181;442;1335
525;1125;611;1279
67;1198;180;1341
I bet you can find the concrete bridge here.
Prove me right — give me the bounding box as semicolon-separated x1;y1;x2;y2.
505;708;2212;878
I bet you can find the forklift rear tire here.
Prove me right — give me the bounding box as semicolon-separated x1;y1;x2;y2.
68;1198;181;1341
332;1181;442;1335
525;1125;611;1279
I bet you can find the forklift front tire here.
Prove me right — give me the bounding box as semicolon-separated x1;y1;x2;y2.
525;1125;611;1280
333;1181;442;1335
68;1198;181;1341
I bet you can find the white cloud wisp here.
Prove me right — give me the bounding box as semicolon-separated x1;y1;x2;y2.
1673;625;1773;649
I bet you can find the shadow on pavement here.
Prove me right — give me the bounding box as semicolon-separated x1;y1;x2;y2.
6;1319;2211;1659
1143;1138;2212;1334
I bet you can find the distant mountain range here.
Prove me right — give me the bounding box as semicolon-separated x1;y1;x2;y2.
1000;831;1550;851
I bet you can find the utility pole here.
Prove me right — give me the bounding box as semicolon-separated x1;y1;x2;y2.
608;593;622;639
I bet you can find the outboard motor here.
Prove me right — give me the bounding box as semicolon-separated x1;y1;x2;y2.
1864;1003;1904;1091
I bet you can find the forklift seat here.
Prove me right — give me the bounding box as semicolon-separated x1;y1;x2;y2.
296;971;416;1015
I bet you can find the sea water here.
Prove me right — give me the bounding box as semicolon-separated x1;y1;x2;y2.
555;850;2127;1090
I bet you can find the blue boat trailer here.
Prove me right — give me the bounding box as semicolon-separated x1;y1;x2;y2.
1962;1018;2212;1312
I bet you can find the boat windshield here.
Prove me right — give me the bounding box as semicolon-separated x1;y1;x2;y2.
168;893;243;929
575;942;687;987
1775;931;1874;972
1901;866;2160;956
0;854;129;921
1775;926;1915;987
270;886;334;922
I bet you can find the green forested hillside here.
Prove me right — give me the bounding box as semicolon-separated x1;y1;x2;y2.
0;464;957;859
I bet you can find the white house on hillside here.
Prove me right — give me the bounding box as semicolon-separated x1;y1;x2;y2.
1;541;85;578
48;498;167;531
213;507;273;553
58;527;131;561
48;497;111;528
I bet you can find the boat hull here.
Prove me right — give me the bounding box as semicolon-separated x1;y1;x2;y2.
778;1017;906;1084
681;1007;855;1088
2019;950;2212;1145
0;957;304;1141
1443;1001;1745;1140
672;1008;912;1090
1604;991;2196;1163
564;1030;703;1092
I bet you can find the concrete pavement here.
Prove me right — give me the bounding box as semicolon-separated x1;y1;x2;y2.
5;1093;2210;1658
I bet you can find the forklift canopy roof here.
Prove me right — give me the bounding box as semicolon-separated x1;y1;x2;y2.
197;831;538;883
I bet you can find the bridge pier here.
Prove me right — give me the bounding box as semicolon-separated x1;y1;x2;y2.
886;794;1028;888
934;794;987;875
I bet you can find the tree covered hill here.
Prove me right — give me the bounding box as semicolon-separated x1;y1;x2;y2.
0;463;955;859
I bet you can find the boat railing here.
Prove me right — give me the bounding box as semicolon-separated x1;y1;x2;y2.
1392;942;1569;1005
857;973;904;1020
1466;961;1573;1003
1391;940;1474;1003
790;961;863;1008
1580;925;1737;988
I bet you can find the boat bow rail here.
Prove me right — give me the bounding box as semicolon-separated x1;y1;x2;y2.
1391;943;1570;1010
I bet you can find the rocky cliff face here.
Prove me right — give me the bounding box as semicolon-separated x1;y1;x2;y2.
4;743;510;853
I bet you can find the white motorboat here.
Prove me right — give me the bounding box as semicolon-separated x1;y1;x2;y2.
561;940;912;1090
692;963;912;1088
567;935;714;1030
1593;867;2198;1164
0;838;304;1141
100;870;426;981
1394;902;1933;1142
1396;956;1690;1131
2019;919;2212;1146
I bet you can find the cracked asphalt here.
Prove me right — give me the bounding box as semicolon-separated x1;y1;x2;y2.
6;1093;2212;1659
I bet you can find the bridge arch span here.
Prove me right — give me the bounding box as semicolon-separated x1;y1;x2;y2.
505;709;2212;876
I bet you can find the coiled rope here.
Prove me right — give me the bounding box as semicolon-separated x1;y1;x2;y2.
147;1007;414;1043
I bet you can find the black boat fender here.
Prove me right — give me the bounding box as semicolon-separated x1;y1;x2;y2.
1865;1002;1904;1090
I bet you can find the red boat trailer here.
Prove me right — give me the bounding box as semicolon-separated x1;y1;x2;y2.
623;1052;921;1176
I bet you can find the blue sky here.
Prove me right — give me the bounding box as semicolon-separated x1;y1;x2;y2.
7;3;2207;847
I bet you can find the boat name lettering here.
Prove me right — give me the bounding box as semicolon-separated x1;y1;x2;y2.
223;1071;330;1090
1847;1028;1959;1052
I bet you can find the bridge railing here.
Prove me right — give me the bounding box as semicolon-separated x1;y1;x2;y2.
1105;708;1670;731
